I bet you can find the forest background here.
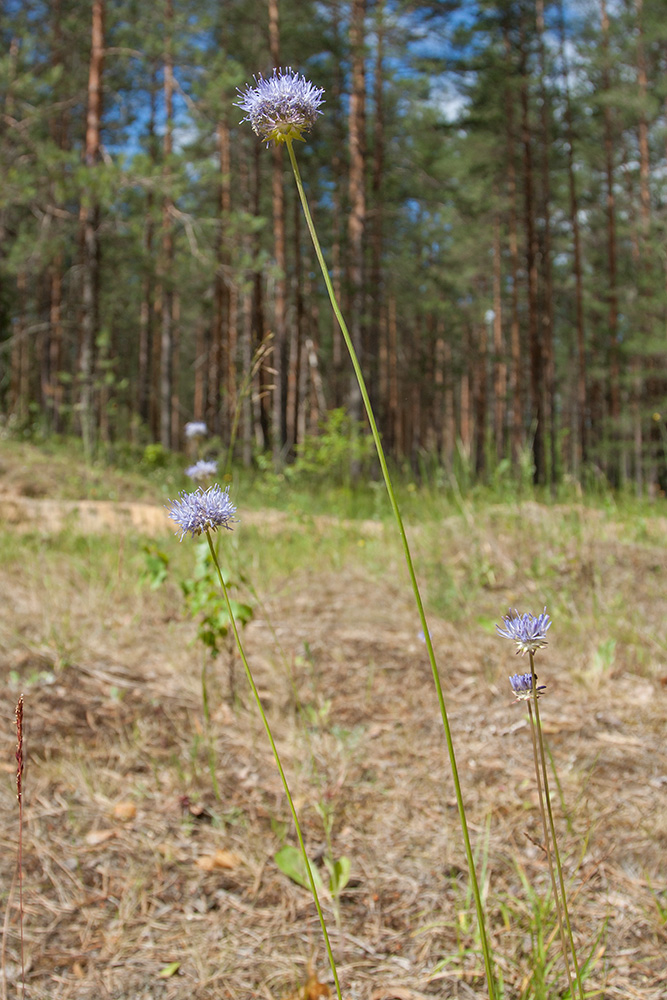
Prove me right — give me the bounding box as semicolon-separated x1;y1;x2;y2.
1;0;667;492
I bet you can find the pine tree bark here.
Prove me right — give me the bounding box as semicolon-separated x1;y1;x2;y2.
347;0;366;433
46;0;66;431
492;202;506;462
536;0;556;485
503;28;523;472
473;291;487;481
558;0;587;471
519;30;545;484
79;0;104;456
269;0;287;463
387;291;400;455
160;0;175;450
193;316;206;422
9;270;28;422
138;67;158;431
209;116;231;437
633;0;651;493
369;0;385;416
327;3;345;406
600;0;620;483
48;262;64;430
443;338;455;473
286;192;304;453
252;142;269;450
171;292;181;448
0;37;20;406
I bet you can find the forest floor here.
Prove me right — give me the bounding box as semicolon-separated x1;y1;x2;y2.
1;442;666;1000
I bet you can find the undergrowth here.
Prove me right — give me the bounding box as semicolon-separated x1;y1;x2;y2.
1;440;667;998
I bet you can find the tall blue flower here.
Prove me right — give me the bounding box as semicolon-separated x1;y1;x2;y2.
496;608;551;656
236;68;324;145
167;485;236;540
184;421;208;440
185;459;218;483
509;672;546;702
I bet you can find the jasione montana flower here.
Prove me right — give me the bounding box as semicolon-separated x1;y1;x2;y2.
185;459;218;483
166;484;236;540
496;608;551;656
236;67;324;144
184;421;208;439
509;672;546;702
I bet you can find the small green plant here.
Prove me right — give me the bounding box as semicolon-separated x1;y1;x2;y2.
167;483;342;1000
142;442;168;468
274;819;351;932
181;539;254;701
287;408;375;486
315;798;352;928
499;864;561;1000
140;543;169;589
498;609;585;1000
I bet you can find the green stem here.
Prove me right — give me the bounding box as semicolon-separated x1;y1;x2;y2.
205;530;343;1000
527;699;574;998
530;652;584;1000
286;137;496;999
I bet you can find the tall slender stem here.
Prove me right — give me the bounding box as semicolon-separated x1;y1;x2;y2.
529;652;584;1000
15;695;25;1000
527;699;573;997
205;530;343;1000
286;137;496;998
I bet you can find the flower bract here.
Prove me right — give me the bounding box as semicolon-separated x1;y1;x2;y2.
236;67;324;145
167;484;236;540
184;421;208;439
496;608;551;656
185;459;218;483
509;672;546;701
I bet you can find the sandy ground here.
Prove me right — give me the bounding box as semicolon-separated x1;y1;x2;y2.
1;477;666;1000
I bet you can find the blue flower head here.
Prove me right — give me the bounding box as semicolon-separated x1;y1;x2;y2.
236;68;324;145
509;672;546;702
496;608;551;656
167;484;236;540
184;421;208;440
186;459;218;483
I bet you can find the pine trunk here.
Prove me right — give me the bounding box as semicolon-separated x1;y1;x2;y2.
46;0;66;432
369;0;385;416
347;0;366;432
559;0;587;471
492;203;506;462
138;72;158;430
600;0;620;483
209;118;231;438
286;193;304;453
160;0;175;450
269;0;287;463
519;35;545;484
252;142;269;450
504;30;523;471
79;0;104;456
473;306;487;481
634;0;651;493
536;0;556;485
388;291;400;455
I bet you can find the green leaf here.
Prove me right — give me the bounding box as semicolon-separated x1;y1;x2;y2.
274;845;324;894
157;962;180;978
329;856;351;895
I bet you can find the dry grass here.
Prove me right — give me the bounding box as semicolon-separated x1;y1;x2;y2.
1;452;666;1000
